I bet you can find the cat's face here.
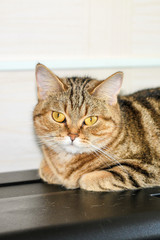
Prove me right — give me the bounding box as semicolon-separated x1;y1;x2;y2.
33;64;123;155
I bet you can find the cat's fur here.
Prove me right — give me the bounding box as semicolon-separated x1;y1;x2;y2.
33;63;160;191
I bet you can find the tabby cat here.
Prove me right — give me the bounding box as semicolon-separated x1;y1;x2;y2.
33;63;160;192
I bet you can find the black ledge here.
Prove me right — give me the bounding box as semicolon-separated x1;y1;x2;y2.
1;170;160;240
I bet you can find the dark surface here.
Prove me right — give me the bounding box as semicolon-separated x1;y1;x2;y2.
1;170;160;240
0;169;41;186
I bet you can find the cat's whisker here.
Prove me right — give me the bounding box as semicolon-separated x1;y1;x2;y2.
35;139;43;147
92;149;112;169
41;134;58;138
37;135;58;149
99;149;129;175
87;141;129;175
41;134;65;141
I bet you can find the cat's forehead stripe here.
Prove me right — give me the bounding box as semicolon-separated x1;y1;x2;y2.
67;77;91;110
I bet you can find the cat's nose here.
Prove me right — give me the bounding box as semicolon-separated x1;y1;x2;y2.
68;133;79;142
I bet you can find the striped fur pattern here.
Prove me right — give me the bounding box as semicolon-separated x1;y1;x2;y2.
33;64;160;192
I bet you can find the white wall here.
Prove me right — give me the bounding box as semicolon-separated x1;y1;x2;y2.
1;0;160;63
0;0;160;172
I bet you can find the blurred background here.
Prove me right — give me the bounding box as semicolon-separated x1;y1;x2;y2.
0;0;160;172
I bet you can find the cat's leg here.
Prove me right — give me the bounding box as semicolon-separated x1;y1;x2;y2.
79;169;141;192
79;160;159;192
79;170;123;192
39;159;61;185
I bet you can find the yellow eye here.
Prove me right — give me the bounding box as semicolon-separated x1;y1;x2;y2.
84;116;98;126
52;112;66;123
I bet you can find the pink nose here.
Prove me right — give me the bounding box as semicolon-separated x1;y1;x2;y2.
68;133;78;141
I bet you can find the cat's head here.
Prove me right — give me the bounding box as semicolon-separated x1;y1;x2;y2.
33;64;123;155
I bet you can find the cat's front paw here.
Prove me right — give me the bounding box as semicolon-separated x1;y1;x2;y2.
79;170;113;192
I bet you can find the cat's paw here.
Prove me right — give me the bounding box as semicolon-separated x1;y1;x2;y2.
79;170;113;192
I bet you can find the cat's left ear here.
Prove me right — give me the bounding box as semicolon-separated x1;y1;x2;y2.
91;72;123;105
35;63;67;100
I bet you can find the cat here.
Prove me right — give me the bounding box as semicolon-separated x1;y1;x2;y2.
33;63;160;192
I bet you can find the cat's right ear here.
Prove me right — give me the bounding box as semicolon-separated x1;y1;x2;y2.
35;63;66;100
91;72;123;105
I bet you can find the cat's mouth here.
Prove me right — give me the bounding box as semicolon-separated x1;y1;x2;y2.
41;135;91;154
60;137;90;154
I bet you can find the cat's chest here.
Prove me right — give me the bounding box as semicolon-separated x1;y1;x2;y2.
49;151;107;185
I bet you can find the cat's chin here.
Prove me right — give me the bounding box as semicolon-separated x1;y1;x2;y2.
61;145;90;155
56;136;91;155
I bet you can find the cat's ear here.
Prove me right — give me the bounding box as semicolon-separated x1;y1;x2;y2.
35;63;66;100
91;72;123;105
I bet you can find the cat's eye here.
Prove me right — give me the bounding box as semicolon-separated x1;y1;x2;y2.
52;111;66;123
84;116;98;126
